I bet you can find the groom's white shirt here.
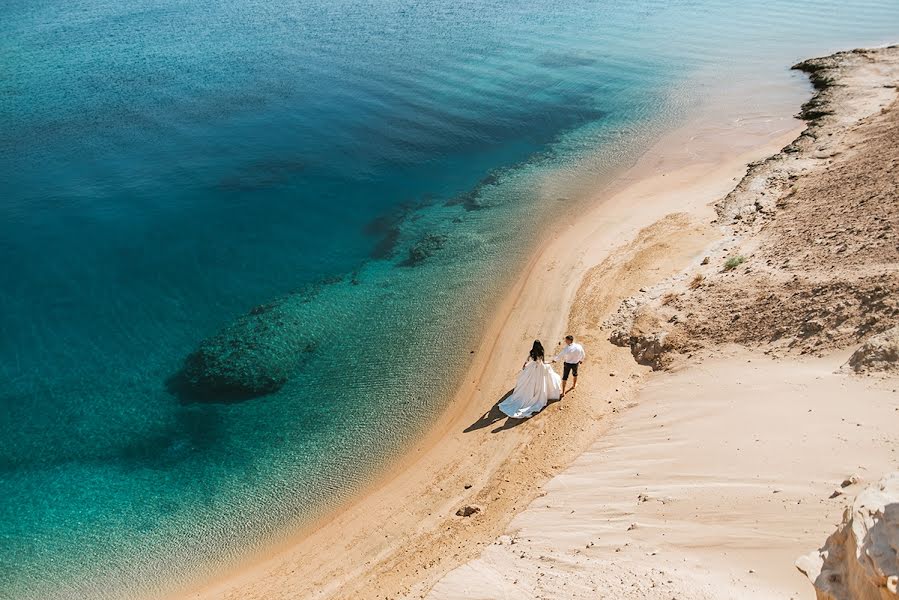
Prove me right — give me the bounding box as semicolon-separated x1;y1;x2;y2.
554;342;585;364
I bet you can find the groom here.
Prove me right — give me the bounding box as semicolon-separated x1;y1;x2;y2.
552;335;585;397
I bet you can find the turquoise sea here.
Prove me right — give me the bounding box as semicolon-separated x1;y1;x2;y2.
1;1;897;598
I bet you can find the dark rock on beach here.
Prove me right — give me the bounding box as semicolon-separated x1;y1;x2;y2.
455;504;481;517
168;299;314;402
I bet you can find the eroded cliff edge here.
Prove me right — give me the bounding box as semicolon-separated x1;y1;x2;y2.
605;46;899;372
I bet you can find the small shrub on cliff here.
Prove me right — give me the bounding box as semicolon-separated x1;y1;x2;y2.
689;274;704;289
723;255;746;271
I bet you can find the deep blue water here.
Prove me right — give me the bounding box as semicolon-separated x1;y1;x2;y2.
2;1;898;598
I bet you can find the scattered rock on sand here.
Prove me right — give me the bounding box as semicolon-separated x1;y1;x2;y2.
456;505;481;517
797;472;899;600
841;474;860;488
844;326;899;374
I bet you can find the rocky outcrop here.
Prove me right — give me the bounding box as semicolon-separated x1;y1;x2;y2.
796;472;899;600
606;303;691;370
845;327;899;374
169;299;314;402
610;329;672;371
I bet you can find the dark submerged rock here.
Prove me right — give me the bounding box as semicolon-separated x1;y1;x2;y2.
401;233;448;267
168;299;313;403
365;212;405;260
445;170;502;211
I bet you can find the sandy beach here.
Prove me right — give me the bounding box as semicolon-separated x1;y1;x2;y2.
182;46;898;600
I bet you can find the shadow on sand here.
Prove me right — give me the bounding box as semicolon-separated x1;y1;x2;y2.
464;390;563;434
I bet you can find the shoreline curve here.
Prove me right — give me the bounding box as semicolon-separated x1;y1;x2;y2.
175;62;810;600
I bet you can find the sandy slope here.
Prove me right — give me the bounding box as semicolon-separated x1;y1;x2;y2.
181;82;803;600
427;348;899;600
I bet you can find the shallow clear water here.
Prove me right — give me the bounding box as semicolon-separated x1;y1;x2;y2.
1;1;897;598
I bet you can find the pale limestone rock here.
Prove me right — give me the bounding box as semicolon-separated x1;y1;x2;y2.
797;472;899;600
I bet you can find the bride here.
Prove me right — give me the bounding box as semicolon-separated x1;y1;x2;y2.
498;340;562;419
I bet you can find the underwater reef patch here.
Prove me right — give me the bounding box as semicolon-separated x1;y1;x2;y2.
168;299;314;402
401;233;448;267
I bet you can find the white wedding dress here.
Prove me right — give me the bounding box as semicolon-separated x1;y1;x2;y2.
499;358;562;419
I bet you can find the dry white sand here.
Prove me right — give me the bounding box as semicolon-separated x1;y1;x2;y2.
427;348;899;600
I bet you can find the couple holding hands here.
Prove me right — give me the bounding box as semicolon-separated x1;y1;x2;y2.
498;335;586;419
